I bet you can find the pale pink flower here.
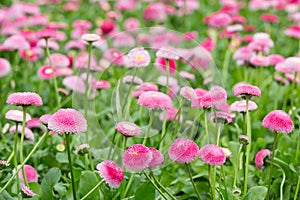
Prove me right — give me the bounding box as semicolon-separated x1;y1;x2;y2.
0;58;11;77
180;86;196;101
48;108;87;134
75;144;90;155
157;76;178;87
6;92;43;106
239;135;250;145
56;68;73;77
65;40;86;51
207;12;232;28
37;39;59;50
21;184;35;197
199;144;226;166
26;118;41;129
92;80;111;89
275;62;293;74
221;147;232;158
62;76;85;94
115;122;141;136
285;26;300;39
39;114;52;125
268;54;285;65
138;82;158;92
250;55;270;67
81;33;100;43
9;126;34;141
255;149;270;169
262;110;294;134
112;33;135;48
127;47;150;67
18;164;38;183
179;71;195;80
97;160;124;188
124;18;140;31
168;138;199;163
284;57;300;73
143;3;166;22
0;160;10;168
3;35;30;50
46;53;70;68
233;46;254;64
230;100;258;113
103;49;124;66
156;47;179;60
5;110;31;123
137;91;172;110
148;147;164;168
122;144;153;171
122;75;143;85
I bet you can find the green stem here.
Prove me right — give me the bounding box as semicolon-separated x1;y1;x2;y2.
143;110;154;145
45;38;60;108
65;134;77;200
149;172;177;200
174;98;184;137
221;166;229;200
88;152;94;171
123;173;135;198
233;144;243;188
216;123;222;146
124;67;138;119
144;172;169;200
276;164;285;200
84;43;93;144
208;165;215;200
20;106;28;186
243;97;251;197
108;130;117;159
123;136;128;151
294;175;300;200
266;132;278;200
204;109;209;144
0;132;48;194
159;110;167;149
185;163;202;200
80;179;105;200
14;122;20;196
296;127;300;161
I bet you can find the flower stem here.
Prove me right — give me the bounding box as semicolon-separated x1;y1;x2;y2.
123;173;135;198
296;127;300;161
185;163;202;200
243;97;251;197
165;59;170;94
221;166;229;200
0;131;48;194
143;110;154;145
144;172;169;200
80;179;105;200
149;171;177;200
108;130;117;159
233;144;243;188
45;38;60;108
14;122;20;196
65;134;77;200
124;67;138;119
294;175;300;200
208;165;215;199
20;106;29;186
216;123;222;146
204;109;209;144
123;136;128;151
266;132;278;200
159;110;167;149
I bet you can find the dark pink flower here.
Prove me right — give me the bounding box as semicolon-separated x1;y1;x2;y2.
92;80;111;90
48;108;87;134
100;19;116;35
115;121;141;136
155;58;177;76
268;54;285;65
0;58;11;77
18;164;38;183
137;91;172;110
6;92;43;106
97;160;124;188
199;144;226;166
38;65;58;80
285;26;300;39
262;110;294;134
26;118;41;129
148;147;164;168
168;138;199;163
260;14;278;23
233;83;261;98
159;108;182;122
122;144;153;171
255;149;271;169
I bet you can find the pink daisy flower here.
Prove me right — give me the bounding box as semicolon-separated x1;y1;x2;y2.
138;82;158;92
115;121;141;137
207;12;232;28
191;92;213;109
239;135;251;145
199;144;226;166
137;91;172;110
96;160;124;188
100;19;116;35
124;17;140;31
179;71;195;80
0;58;11;77
159;108;182;122
5;110;31;123
62;76;86;94
9;126;34;141
209;111;233;124
3;35;30;50
221;147;232;158
39;114;52;125
56;68;73;77
6;92;43;106
180;86;196;101
168;138;199;163
127;47;151;67
268;54;285;65
36;28;56;39
230;100;258;113
148;147;164;168
38;65;58;80
122;75;143;85
21;184;35;197
46;53;70;68
26;118;41;129
75;144;90;155
262;110;294;134
18;164;38;183
254;149;271;169
48;108;87;134
233;83;261;98
122;144;153;171
284;57;300;73
156;46;179;60
92;80;111;90
250;55;270;67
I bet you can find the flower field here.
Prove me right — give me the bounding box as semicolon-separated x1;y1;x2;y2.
0;0;300;199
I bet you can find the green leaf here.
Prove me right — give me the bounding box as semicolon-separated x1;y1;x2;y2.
41;168;61;200
78;171;100;200
243;186;267;200
55;152;68;163
29;182;42;196
135;181;155;200
0;190;14;200
54;183;67;198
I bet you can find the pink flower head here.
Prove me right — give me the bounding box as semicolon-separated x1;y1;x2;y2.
21;184;35;197
9;126;34;141
221;147;232;158
268;54;285;65
275;62;293;74
92;80;111;90
81;33;100;43
127;47;150;67
39;114;52;125
239;135;251;145
65;40;86;51
260;14;278;23
0;160;10;168
18;164;38;183
115;121;141;136
62;76;85;94
112;32;135;48
233;46;254;64
56;68;73;77
284;57;300;73
262;110;294;134
48;108;87;134
157;76;178;87
26;118;41;129
156;47;179;60
103;49;124;66
3;35;30;50
155;58;177;76
5;110;31;123
230;100;258;113
138;82;158;92
122;75;143;85
285;26;300;39
207;12;232;28
180;86;196;101
143;3;166;22
209;111;233;124
209;86;227;109
252;32;274;48
137;91;172;110
124;18;140;31
47;53;70;68
38;65;57;80
122;144;153;171
159;108;182;122
6;92;43;106
179;71;195;80
36;28;56;39
76;144;90;155
168;138;199;163
255;149;271;169
286;73;300;83
191;92;213;109
37;39;59;50
199;144;226;166
148;147;164;168
233;83;261;98
250;55;270;67
100;19;116;35
0;58;11;77
97;160;124;188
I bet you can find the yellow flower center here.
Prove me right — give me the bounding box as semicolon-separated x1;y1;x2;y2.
45;68;53;74
136;55;143;61
133;151;138;155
